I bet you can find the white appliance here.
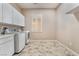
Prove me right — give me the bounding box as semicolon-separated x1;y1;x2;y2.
25;31;30;45
14;32;25;53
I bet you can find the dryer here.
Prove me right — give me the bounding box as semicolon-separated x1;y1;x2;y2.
25;31;30;45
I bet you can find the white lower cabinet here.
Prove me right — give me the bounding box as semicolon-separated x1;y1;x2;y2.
0;35;14;56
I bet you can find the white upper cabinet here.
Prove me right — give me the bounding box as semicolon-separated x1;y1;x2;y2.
12;9;18;25
13;8;25;26
21;15;25;26
17;11;22;26
0;3;25;27
19;13;25;26
3;3;13;24
0;3;2;22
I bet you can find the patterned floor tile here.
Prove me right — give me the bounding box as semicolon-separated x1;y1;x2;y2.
14;40;75;56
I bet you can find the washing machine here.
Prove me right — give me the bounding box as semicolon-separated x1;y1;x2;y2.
14;32;25;53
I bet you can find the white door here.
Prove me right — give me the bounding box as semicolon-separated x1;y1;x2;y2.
3;3;13;24
0;3;2;22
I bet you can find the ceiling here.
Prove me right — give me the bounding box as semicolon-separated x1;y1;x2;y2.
16;3;59;9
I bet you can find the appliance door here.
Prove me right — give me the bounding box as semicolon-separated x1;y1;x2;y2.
25;31;30;44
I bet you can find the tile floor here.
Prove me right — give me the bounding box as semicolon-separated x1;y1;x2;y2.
14;40;76;56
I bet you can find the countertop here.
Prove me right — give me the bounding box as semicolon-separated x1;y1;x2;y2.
0;31;25;39
0;33;15;39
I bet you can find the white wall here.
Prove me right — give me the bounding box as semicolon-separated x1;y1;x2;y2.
56;3;79;54
23;9;56;40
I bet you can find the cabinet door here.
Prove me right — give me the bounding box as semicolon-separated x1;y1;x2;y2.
19;14;25;26
13;7;25;26
0;36;14;56
21;15;25;26
12;9;19;25
0;3;2;22
13;9;17;25
3;3;13;24
18;13;23;26
17;12;21;26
